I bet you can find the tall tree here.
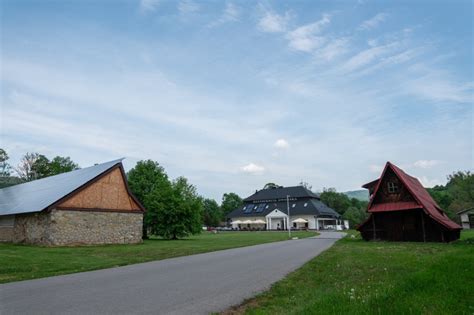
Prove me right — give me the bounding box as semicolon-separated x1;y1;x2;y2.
31;155;52;179
221;192;243;218
202;198;222;227
0;148;10;177
127;160;172;239
319;188;351;215
14;152;40;181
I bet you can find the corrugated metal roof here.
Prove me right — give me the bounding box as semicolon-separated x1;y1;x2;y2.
0;159;123;216
243;186;320;202
366;162;461;230
369;201;423;212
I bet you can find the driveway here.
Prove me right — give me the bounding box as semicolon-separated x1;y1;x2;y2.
0;231;345;315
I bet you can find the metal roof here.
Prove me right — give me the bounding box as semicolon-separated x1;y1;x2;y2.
243;186;320;202
0;159;124;216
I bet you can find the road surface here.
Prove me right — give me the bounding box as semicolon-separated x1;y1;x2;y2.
0;231;345;315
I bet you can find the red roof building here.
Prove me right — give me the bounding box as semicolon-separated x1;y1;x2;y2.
357;162;461;242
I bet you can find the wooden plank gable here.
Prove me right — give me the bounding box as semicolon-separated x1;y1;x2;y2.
57;167;141;212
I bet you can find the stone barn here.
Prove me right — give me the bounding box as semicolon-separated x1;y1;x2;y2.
357;162;461;242
0;159;145;245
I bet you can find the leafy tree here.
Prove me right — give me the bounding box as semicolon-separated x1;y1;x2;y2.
147;176;202;240
298;181;312;190
202;198;222;227
221;192;243;219
49;156;79;175
31;155;52;179
263;183;281;189
0;148;10;177
127;160;172;239
319;188;352;215
343;206;368;228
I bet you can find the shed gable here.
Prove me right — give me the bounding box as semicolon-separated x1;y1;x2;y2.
371;167;417;206
57;167;141;211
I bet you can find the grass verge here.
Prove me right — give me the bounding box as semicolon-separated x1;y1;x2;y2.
0;231;317;284
224;230;474;315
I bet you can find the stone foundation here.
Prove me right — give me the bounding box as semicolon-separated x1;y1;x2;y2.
5;209;143;246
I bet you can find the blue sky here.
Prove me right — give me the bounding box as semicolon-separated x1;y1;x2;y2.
1;0;473;201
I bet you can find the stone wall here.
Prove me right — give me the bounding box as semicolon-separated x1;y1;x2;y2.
9;209;143;246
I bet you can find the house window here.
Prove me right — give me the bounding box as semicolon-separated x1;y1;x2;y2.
292;203;296;208
0;215;15;227
304;203;308;207
387;182;399;194
243;205;252;213
255;204;266;213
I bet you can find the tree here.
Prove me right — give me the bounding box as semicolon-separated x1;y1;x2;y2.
31;155;52;179
263;183;281;189
127;160;172;239
298;181;312;191
319;188;351;215
221;192;243;219
0;148;10;177
146;176;202;240
49;156;79;175
202;198;222;227
343;206;368;228
14;152;40;181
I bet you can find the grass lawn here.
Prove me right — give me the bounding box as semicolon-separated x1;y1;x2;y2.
225;230;474;315
0;230;317;284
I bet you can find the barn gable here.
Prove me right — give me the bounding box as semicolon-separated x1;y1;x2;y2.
57;167;141;212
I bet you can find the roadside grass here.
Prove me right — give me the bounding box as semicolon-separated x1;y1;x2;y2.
0;231;317;284
225;230;474;315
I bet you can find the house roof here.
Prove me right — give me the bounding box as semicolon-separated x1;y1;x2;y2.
243;186;320;202
366;162;461;230
0;159;144;216
228;196;340;219
457;207;474;215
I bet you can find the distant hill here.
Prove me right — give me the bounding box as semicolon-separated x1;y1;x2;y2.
343;190;369;201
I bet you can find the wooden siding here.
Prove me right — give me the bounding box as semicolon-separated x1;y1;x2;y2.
372;168;416;205
58;168;141;211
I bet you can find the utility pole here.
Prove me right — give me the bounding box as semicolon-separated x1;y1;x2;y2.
287;195;291;238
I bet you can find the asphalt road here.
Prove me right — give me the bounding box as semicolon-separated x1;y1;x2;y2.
0;231;345;315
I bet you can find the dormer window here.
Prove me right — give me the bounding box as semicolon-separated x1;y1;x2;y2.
304;203;308;207
387;182;399;194
292;203;296;208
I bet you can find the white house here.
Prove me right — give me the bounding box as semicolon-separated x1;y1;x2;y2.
458;208;474;229
227;186;343;231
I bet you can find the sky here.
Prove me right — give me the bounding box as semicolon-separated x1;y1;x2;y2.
1;0;473;201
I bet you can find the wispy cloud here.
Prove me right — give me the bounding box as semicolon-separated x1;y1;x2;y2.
413;160;442;169
178;0;199;14
258;10;291;33
286;14;330;52
139;0;160;13
359;13;388;30
208;2;240;28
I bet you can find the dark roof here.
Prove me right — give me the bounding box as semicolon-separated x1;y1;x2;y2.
227;198;340;218
457;207;474;215
0;159;139;216
366;162;461;230
243;186;320;202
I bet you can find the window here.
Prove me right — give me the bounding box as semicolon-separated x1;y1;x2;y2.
255;203;266;213
265;205;269;209
292;203;296;208
387;182;399;194
243;205;252;213
304;202;308;207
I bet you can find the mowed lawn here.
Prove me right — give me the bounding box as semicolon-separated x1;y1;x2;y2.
0;231;316;284
225;230;474;315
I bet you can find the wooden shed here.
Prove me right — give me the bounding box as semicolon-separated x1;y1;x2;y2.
357;162;461;242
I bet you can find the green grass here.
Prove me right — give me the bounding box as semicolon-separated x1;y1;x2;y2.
0;231;316;284
226;230;474;315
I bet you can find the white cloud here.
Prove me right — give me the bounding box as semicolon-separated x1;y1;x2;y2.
359;13;388;30
208;2;240;27
413;160;442;169
340;42;399;73
274;139;289;149
178;0;199;14
240;163;265;174
258;11;290;33
418;176;443;188
313;38;349;61
139;0;160;13
286;14;330;52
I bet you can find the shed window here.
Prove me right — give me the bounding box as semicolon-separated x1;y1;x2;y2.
387;182;399;194
0;215;15;227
